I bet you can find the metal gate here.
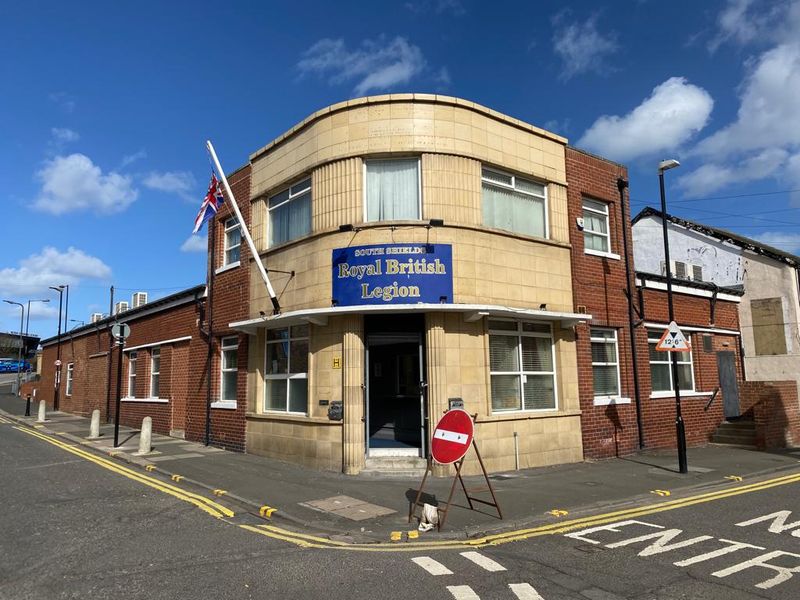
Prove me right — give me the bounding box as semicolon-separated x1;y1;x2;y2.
716;351;740;419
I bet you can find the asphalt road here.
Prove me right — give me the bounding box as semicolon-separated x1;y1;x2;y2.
2;420;799;600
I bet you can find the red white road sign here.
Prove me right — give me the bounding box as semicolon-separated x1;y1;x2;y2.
431;409;474;465
54;359;62;367
656;321;691;352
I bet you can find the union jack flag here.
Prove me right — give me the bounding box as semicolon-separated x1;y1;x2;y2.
192;173;224;233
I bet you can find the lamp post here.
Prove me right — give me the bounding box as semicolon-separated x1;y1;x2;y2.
69;319;85;329
658;158;688;475
3;300;24;395
25;298;50;336
49;285;66;410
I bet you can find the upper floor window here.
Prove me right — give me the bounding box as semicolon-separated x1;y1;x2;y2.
582;198;611;254
482;167;547;239
488;320;556;412
269;178;311;246
365;159;420;221
224;218;241;266
66;363;74;396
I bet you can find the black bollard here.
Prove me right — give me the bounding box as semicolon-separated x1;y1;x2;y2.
25;394;31;417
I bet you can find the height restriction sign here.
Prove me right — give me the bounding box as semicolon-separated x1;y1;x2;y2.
431;409;474;464
656;321;691;352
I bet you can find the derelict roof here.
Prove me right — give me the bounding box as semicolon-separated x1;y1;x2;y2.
230;303;591;334
633;207;800;267
40;284;206;347
636;271;745;297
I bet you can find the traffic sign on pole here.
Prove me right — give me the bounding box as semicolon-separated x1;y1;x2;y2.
431;409;474;465
655;321;691;352
111;322;130;340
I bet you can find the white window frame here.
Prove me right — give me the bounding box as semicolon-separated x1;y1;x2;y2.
481;166;549;240
149;348;161;399
363;158;422;222
583;198;619;259
264;326;309;415
223;217;241;268
648;330;695;397
268;178;312;247
127;352;137;398
590;328;624;404
488;320;558;413
213;336;238;409
66;363;74;396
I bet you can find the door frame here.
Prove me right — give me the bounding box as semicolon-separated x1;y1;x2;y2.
365;332;426;458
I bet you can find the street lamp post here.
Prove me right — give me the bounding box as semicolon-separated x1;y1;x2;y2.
49;285;66;410
3;300;25;395
658;158;688;475
69;319;85;329
25;298;50;336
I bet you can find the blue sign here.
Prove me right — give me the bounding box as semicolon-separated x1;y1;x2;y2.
332;243;453;306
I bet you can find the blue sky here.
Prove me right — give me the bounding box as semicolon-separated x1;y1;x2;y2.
3;0;800;338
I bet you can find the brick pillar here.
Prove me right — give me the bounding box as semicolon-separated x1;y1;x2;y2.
342;315;365;475
425;313;449;476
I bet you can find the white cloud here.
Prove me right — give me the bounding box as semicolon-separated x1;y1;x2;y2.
297;36;429;95
50;128;79;143
552;13;618;81
753;231;800;254
143;170;196;201
33;154;137;215
577;77;713;162
708;0;800;52
180;234;207;253
119;149;147;169
695;42;800;158
676;148;789;195
0;247;112;297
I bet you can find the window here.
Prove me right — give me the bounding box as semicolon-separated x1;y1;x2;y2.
150;348;161;398
365;159;420;221
751;297;787;355
128;352;137;397
590;329;620;399
223;218;241;266
269;178;311;246
482;167;547;238
66;363;74;396
488;320;556;412
692;265;703;282
582;198;610;253
220;336;238;402
264;325;308;413
648;330;694;393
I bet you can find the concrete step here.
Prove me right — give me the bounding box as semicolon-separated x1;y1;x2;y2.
710;442;758;450
716;420;756;432
361;456;427;478
712;432;756;445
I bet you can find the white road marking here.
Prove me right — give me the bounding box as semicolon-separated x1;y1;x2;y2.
411;556;453;576
509;583;545;600
447;585;480;600
459;551;506;572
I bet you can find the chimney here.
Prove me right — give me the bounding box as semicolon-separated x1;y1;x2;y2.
90;312;104;323
132;292;148;308
114;301;129;315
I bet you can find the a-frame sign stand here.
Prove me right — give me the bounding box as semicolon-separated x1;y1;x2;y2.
409;438;503;531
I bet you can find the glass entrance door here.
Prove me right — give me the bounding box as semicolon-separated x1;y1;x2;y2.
366;333;425;457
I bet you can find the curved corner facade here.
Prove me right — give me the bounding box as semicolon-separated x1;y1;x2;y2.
234;95;586;475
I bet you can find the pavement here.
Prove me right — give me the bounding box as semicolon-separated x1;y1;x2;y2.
2;392;799;545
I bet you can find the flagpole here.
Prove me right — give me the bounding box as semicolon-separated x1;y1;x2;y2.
205;213;215;447
206;140;281;313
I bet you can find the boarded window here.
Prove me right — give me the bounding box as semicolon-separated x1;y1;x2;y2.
751;297;787;355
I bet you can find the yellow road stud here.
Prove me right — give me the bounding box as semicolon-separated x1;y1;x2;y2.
651;489;671;497
259;505;277;518
390;531;402;541
213;489;227;497
725;475;743;482
145;465;156;472
548;509;569;517
407;531;419;540
171;474;184;482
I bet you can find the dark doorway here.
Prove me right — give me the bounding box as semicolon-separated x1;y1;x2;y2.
365;315;426;456
717;350;740;419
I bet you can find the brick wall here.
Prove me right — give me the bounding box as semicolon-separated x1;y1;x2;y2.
741;380;800;449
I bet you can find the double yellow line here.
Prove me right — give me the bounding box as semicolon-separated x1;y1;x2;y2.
14;426;234;519
240;470;800;551
0;415;12;424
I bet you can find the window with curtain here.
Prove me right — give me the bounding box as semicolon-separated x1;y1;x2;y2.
264;325;309;414
220;336;238;403
488;320;556;412
365;159;420;221
482;167;547;238
582;198;611;253
224;218;241;265
150;348;161;398
648;330;694;393
591;328;620;399
127;352;137;398
269;178;311;246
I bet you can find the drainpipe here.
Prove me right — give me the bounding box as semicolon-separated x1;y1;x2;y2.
618;178;645;449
